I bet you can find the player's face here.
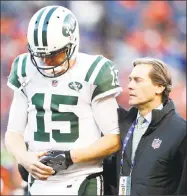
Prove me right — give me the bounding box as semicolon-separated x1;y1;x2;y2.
40;51;66;67
40;51;69;75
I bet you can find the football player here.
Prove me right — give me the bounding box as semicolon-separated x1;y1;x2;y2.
5;5;122;195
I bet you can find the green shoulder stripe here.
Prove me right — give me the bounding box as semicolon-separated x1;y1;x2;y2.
91;60;120;101
85;56;103;82
21;54;27;77
8;56;21;88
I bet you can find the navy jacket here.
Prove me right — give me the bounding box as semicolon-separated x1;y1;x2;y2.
104;100;187;195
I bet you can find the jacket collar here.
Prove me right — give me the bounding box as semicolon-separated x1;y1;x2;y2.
150;99;175;127
118;99;175;127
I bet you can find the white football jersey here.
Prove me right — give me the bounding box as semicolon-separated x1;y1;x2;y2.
7;52;122;182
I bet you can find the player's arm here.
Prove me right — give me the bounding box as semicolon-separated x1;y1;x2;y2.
5;91;55;180
70;95;121;163
5;91;28;159
70;57;122;163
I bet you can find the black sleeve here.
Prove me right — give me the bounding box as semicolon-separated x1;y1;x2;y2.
103;153;118;195
18;164;29;182
176;134;187;195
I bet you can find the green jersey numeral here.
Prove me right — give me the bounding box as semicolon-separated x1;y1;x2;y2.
32;93;79;142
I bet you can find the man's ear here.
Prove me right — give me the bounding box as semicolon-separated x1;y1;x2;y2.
155;85;165;95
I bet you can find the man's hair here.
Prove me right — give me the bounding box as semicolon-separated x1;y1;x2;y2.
132;57;172;104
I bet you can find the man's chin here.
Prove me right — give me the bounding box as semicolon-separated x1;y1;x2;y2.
128;101;138;107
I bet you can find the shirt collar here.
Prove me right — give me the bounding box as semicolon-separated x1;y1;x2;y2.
137;103;163;124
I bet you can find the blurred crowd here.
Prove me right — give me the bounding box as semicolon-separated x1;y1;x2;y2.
1;1;186;195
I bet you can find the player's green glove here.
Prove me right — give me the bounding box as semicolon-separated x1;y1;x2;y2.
39;150;73;174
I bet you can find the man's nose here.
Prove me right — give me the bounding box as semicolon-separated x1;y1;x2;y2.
128;80;134;90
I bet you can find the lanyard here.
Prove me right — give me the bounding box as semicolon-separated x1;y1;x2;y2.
120;120;136;176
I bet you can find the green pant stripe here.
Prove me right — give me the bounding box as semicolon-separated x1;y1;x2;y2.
34;8;46;46
42;7;58;46
85;56;103;82
78;175;104;196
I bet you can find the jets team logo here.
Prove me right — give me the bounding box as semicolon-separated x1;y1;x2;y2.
62;14;76;37
69;82;82;91
152;138;162;149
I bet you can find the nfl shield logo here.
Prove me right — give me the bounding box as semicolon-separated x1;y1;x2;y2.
152;138;162;149
52;80;58;87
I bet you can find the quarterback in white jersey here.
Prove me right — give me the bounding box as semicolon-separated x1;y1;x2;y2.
5;5;122;195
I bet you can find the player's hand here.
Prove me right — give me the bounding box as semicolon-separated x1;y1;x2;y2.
39;150;73;174
20;151;55;180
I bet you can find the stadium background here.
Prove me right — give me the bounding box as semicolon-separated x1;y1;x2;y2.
1;1;186;195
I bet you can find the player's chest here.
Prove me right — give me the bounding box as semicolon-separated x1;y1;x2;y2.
26;73;87;95
25;75;91;110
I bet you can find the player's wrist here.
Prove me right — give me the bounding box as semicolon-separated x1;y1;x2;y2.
65;150;73;166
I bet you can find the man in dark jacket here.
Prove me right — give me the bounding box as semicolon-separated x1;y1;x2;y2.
114;57;187;195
